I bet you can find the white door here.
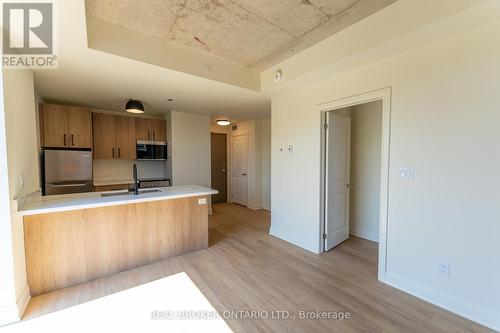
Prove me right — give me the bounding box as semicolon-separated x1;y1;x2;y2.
325;113;351;251
232;135;248;206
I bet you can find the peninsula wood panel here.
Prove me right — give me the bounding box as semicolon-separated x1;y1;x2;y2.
24;196;209;296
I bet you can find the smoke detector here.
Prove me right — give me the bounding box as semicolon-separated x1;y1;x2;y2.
274;69;283;82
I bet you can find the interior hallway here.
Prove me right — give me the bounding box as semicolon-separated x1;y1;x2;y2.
22;204;492;332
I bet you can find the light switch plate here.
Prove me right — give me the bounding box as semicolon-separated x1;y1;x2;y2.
438;263;451;277
399;168;415;180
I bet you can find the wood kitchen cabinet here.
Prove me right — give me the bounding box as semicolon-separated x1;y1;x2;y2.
94;184;131;192
41;104;92;148
151;119;166;141
135;118;166;141
135;118;151;141
68;107;92;148
93;113;136;160
115;116;136;159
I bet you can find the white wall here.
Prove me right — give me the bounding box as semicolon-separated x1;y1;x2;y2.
168;111;211;187
0;66;18;326
261;119;271;210
269;16;500;331
0;69;39;324
349;101;382;242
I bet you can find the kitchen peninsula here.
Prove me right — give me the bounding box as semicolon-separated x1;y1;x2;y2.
19;185;217;296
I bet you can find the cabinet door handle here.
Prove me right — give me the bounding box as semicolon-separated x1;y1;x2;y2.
153;131;155;140
118;148;121;158
71;134;75;146
148;130;151;140
112;148;115;158
63;134;67;146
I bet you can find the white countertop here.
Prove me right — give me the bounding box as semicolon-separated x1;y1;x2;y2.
18;185;218;216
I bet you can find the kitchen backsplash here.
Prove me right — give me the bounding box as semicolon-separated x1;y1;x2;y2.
93;159;167;182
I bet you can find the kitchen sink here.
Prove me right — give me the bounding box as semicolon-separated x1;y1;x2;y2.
100;189;163;197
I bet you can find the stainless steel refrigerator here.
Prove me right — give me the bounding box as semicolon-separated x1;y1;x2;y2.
44;149;93;195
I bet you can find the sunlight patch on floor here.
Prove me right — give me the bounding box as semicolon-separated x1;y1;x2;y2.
2;273;232;333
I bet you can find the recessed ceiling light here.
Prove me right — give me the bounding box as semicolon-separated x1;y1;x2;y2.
216;119;231;126
166;98;175;102
126;99;144;114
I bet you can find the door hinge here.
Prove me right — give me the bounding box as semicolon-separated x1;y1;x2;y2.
323;233;327;240
324;123;329;131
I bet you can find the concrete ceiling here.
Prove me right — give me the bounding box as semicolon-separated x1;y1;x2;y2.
86;0;397;70
34;0;270;121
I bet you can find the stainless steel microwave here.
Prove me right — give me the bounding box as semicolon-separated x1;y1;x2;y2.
136;141;167;160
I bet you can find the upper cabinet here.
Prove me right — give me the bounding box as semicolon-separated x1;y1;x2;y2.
92;113;115;159
93;113;136;160
68;107;92;148
41;104;92;148
135;118;151;141
41;102;166;160
152;119;166;141
135;118;166;141
115;116;136;160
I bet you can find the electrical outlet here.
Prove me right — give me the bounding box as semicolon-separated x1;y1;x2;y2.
438;263;451;277
399;168;415;180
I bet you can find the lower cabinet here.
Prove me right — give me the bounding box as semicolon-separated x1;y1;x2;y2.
94;184;131;192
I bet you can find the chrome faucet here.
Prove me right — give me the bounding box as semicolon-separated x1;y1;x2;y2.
132;163;139;195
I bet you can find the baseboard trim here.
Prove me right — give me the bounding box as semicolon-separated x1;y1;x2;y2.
247;204;263;211
385;271;500;332
16;284;30;318
349;229;378;243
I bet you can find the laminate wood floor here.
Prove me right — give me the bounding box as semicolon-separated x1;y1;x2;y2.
23;203;493;332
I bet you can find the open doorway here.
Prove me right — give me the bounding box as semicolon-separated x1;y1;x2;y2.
211;133;228;204
320;88;391;281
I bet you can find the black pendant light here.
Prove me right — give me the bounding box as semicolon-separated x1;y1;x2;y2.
126;99;144;114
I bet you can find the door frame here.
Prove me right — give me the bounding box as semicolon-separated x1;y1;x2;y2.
319;87;392;282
